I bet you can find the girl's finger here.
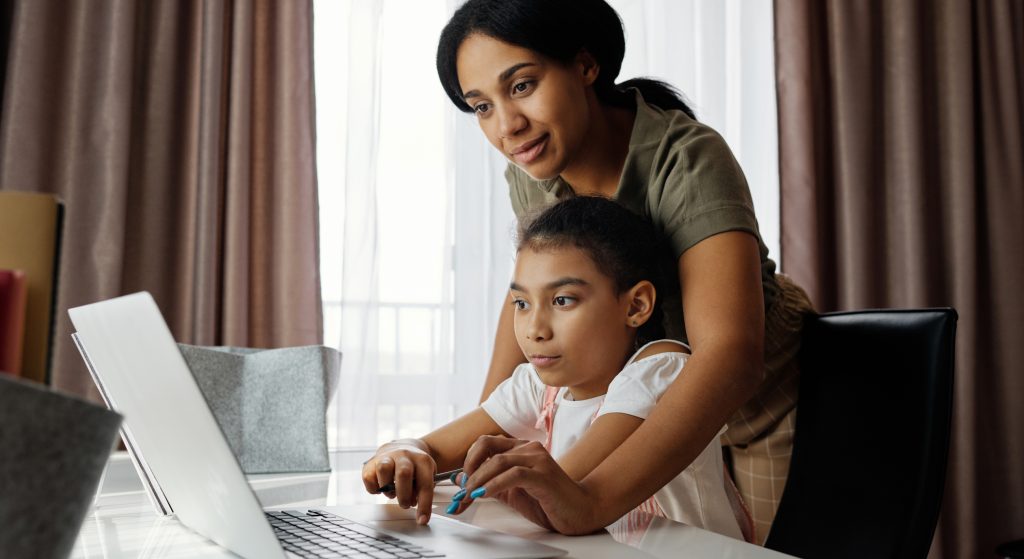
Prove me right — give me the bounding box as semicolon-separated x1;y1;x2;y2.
414;460;435;524
361;461;381;494
393;456;417;508
374;456;396;492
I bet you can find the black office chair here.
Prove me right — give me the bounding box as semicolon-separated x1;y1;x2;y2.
765;308;957;559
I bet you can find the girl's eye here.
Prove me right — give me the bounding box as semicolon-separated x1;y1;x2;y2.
512;299;529;310
473;103;491;115
553;296;574;307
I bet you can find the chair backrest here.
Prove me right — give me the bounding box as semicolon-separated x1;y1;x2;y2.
765;308;957;559
0;192;64;384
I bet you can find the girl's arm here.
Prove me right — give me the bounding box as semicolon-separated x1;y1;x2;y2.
456;232;764;534
362;408;506;524
478;293;528;403
421;409;507;471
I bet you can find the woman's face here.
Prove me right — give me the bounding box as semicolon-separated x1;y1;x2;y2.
455;33;597;181
510;245;634;399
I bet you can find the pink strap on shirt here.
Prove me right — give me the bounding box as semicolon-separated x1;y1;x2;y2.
534;386;559;451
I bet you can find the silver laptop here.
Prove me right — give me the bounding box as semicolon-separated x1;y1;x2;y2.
69;292;565;559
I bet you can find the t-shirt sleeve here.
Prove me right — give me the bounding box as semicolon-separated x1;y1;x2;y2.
651;123;761;259
505;164;530;221
480;364;546;440
597;352;689;420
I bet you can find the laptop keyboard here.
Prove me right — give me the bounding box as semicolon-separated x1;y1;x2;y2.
266;509;446;558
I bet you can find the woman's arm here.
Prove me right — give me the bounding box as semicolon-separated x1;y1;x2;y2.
580;231;763;519
457;231;765;534
555;342;689;480
478;293;528;403
558;414;644;480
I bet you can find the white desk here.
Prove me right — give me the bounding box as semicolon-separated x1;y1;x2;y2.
71;450;796;559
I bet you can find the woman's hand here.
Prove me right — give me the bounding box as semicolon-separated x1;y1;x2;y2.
448;436;604;535
361;440;437;524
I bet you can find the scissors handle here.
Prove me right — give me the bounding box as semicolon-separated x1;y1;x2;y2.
374;468;462;494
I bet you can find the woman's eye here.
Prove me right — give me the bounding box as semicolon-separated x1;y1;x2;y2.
553;296;574;307
512;81;532;95
512;299;528;310
473;103;491;115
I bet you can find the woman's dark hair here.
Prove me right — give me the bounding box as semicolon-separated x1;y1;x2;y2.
437;0;696;120
517;196;667;347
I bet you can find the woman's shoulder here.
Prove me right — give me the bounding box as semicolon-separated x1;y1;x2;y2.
625;89;750;208
630;89;736;164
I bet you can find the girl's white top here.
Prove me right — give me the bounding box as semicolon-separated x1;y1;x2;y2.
481;340;743;540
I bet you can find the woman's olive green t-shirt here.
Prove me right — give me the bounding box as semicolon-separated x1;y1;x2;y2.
505;90;779;343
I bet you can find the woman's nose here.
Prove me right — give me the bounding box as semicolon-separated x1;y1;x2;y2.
497;104;527;139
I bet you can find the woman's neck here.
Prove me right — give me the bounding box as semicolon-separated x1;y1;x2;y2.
560;96;635;198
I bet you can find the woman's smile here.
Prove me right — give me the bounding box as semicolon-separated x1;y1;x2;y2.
510;134;549;165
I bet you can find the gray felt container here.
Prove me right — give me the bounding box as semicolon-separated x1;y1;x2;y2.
0;373;123;559
177;344;341;474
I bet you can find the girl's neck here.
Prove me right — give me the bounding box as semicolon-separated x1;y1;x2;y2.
563;344;636;401
560;95;635;198
563;385;606;401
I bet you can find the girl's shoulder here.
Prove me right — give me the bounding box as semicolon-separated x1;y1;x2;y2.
506;362;549;397
627;339;691;366
606;340;691;403
633;340;691;362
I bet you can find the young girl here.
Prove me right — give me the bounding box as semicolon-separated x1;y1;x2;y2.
362;196;746;540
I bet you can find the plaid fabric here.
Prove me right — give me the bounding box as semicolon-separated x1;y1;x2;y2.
721;274;814;544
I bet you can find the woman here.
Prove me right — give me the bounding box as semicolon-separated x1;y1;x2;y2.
432;0;813;542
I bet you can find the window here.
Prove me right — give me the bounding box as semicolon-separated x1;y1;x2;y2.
313;0;780;450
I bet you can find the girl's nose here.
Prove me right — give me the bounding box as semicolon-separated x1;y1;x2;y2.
526;311;552;341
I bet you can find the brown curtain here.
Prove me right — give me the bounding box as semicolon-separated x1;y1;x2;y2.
775;0;1023;556
0;0;323;401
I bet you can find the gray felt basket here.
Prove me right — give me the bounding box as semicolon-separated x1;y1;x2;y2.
0;373;123;559
178;344;341;474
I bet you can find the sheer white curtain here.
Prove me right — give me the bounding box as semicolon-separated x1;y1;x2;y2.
611;0;780;263
316;0;456;449
315;0;778;449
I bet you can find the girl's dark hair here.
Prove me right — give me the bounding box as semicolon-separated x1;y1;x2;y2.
517;196;667;347
437;0;696;120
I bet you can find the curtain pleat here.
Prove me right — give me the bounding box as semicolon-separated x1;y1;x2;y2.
0;0;322;401
775;0;1024;555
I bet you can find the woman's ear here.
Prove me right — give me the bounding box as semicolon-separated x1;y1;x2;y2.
576;49;600;86
624;280;656;328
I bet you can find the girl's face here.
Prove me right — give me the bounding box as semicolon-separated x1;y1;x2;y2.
455;33;597;181
510;245;639;399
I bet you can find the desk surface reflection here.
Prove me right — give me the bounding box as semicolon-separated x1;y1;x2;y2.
72;451;795;559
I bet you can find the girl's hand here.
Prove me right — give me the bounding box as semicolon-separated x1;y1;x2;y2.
361;441;437;524
449;436;602;535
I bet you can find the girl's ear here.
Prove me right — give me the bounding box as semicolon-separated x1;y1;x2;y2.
576;49;600;86
625;280;656;328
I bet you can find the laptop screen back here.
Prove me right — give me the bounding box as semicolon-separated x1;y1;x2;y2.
69;292;284;559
